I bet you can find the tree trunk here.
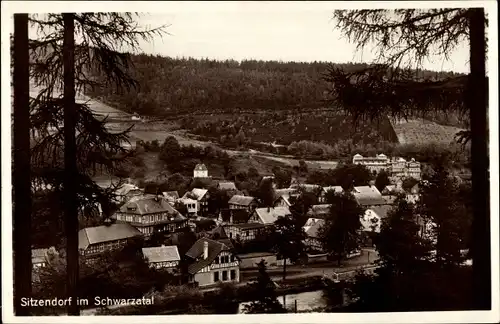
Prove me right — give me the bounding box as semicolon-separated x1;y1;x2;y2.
13;13;32;316
63;13;79;316
282;258;287;281
468;8;490;310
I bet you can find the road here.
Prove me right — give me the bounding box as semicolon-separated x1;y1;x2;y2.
81;249;377;315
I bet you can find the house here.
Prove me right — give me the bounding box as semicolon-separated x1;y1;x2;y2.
303;218;325;251
114;183;143;203
112;194;188;237
381;185;405;196
224;223;269;242
352;186;387;208
306;204;331;219
186;238;240;287
182;188;210;215
32;247;53;268
178;197;198;216
142;245;180;272
193;164;209;178
78;222;142;257
228;195;257;212
249;206;291;225
162;191;180;205
217;181;238;194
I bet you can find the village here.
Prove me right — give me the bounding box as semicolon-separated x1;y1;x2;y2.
32;152;425;296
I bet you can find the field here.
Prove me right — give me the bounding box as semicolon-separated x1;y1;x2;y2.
390;118;464;145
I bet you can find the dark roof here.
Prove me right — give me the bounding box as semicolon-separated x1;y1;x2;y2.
186;238;232;274
78;223;142;250
370;205;392;219
217;238;234;250
209;225;228;240
142;246;180;263
119;194;181;215
228;195;255;206
230;223;267;230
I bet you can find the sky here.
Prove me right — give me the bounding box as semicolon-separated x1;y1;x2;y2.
126;2;471;73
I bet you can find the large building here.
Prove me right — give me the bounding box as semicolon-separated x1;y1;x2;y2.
112;194;188;237
78;222;142;258
352;154;421;180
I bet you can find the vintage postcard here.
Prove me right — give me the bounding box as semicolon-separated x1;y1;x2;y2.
2;1;499;323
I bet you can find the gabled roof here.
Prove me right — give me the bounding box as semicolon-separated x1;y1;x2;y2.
32;248;49;264
352;186;386;206
119;194;181;215
228;195;255;206
186;238;232;274
208;225;229;240
162;191;179;200
78;223;142;250
142;246;180;263
218;181;238;191
322;186;344;194
253;207;291;224
194;164;208;171
306;204;331;219
303;219;325;239
184;188;209;201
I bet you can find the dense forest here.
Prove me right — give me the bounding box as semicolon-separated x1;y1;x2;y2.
86;54;463;117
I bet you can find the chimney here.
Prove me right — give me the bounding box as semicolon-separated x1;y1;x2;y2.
267;207;270;212
203;241;209;259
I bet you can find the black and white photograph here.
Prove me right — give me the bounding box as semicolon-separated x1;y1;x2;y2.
2;1;499;322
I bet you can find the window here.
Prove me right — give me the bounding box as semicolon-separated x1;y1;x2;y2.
214;272;219;282
214;257;219;264
222;270;228;281
230;255;235;262
230;270;236;280
224;256;229;263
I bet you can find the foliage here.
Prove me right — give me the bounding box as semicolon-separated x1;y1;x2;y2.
419;161;469;266
272;167;292;189
317;192;364;265
256;178;276;208
374;170;391;192
375;197;433;274
243;260;287;314
269;215;307;280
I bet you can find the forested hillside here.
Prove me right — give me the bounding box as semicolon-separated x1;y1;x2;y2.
86;54;462;117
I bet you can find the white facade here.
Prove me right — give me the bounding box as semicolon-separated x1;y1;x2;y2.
353;154;421;180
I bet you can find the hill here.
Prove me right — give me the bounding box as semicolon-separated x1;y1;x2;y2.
85;54;463;118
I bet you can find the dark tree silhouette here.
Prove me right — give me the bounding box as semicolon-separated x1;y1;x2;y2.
243;260;287;314
13;13;32;316
318;192;364;265
374;169;391;192
26;13;167;315
325;8;489;308
270;215;307;281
